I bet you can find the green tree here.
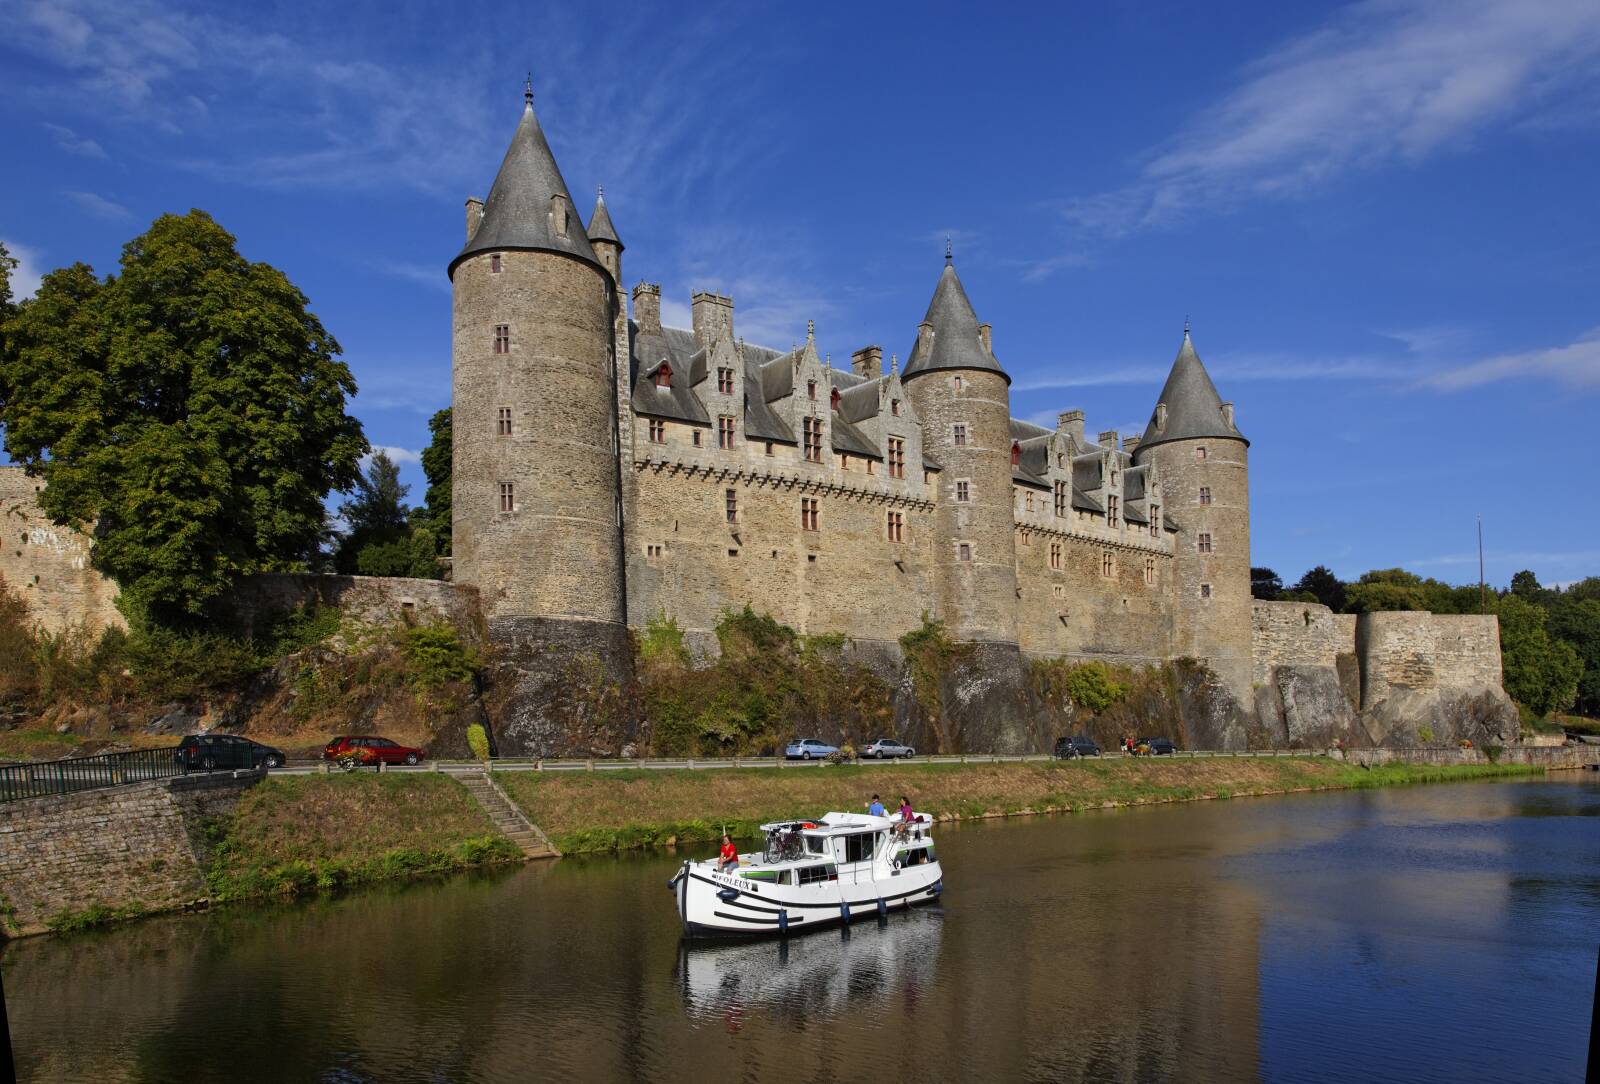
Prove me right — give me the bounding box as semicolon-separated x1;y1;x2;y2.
1497;595;1581;718
1547;596;1600;716
1509;569;1544;601
0;211;365;623
1291;565;1346;612
1343;569;1430;613
0;241;18;348
418;407;451;556
1251;567;1283;601
335;449;410;574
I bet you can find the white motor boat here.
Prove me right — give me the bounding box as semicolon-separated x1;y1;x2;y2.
668;811;943;937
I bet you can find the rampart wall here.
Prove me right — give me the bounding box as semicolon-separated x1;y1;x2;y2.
0;466;124;634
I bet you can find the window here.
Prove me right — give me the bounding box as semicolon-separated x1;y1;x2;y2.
493;324;510;354
1197;533;1213;554
866;458;875;475
1111;470;1119;486
801;497;819;531
1010;442;1021;467
956;480;970;502
807;380;817;401
1054;481;1067;518
718;415;735;449
1101;551;1114;577
496;407;512;436
953;375;963;391
958;542;972;562
891;398;901;417
1196;446;1208;460
953;423;967;446
1025;491;1034;512
803;417;822;462
498;482;514;513
1019;528;1031;546
840;453;851;471
1144;558;1156;585
798;863;837;886
1200;583;1212;599
887;437;905;478
765;441;775;456
648;419;665;443
646;543;664;558
1053;583;1066;599
654;363;672;388
1050;542;1062;570
830;387;841;411
887;510;904;543
1198;486;1211;505
844;833;876;864
1107;494;1119;526
490;253;502;273
717;367;734;394
1149;505;1159;538
728;548;739;557
692;429;703;448
725;488;738;524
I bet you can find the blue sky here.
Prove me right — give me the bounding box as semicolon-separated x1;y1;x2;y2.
3;0;1598;589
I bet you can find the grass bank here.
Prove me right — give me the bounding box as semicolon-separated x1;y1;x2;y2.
203;774;521;900
496;757;1545;854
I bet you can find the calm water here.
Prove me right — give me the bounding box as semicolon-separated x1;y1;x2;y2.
4;778;1597;1083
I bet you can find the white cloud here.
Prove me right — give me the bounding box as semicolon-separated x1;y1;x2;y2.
360;445;420;470
65;190;130;220
377;261;450;294
1418;326;1600;390
1;239;45;299
1063;0;1600;233
42;121;106;158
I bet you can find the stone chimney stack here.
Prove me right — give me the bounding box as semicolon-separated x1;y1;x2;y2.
1057;409;1085;446
1221;401;1235;429
851;346;883;380
1123;435;1141;454
632;282;662;333
691;291;734;346
1097;429;1119;449
978;323;993;353
464;197;483;241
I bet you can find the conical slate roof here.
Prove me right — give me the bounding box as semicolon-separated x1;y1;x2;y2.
901;262;1009;384
1136;330;1247;452
587;189;622;249
448;93;598;277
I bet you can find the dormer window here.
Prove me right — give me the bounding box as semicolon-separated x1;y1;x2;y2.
654;363;672;388
830;387;841;411
1010;442;1021;467
808;380;817;401
891;399;901;417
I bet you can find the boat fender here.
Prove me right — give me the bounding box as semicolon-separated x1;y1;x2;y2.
840;901;851;925
876;897;887;918
930;879;944;897
778;908;789;934
666;871;683;891
891;856;902;870
717;887;740;902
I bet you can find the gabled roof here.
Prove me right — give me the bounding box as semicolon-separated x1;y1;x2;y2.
450;94;599;278
629;324;710;425
588;189;622;249
901;263;1009;384
1136;330;1247;453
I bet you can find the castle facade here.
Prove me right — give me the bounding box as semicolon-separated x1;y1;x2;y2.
449;88;1254;702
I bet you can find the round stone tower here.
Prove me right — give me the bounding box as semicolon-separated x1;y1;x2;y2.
448;86;630;753
902;258;1019;647
1132;329;1252;703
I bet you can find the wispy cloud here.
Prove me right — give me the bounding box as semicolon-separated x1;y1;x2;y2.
1062;0;1600;234
1411;548;1600;570
377;261;449;294
42;121;106;158
1;239;45;299
65;190;130;220
361;445;420;470
1418;326;1600;390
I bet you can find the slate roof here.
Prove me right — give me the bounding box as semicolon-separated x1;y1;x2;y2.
1136;331;1247;452
630;324;709;424
587;190;622;249
450;97;600;277
901;263;1009;384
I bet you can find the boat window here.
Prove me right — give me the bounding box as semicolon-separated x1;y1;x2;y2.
797;863;837;886
844;833;876;864
805;835;825;855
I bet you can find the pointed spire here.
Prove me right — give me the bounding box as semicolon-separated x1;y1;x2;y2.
900;262;1009;384
945;235;952;263
449;87;600;278
587;184;622;250
807;319;815;342
890;352;899;375
1136;328;1247;454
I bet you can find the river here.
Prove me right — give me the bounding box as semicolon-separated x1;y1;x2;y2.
4;776;1595;1082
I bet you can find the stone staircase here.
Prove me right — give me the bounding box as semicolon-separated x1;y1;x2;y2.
457;771;559;860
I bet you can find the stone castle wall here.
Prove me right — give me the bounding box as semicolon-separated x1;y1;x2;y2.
1251;600;1357;683
228;573;482;642
0;466;125;635
1356;611;1504;710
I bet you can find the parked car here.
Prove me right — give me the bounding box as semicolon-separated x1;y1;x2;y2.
323;735;425;766
863;738;916;759
784;738;839;761
1139;737;1178;756
176;734;286;771
1053;734;1101;759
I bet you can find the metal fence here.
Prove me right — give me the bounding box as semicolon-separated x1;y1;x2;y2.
0;746;185;803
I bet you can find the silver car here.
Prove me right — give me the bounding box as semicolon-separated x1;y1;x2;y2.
863;738;915;759
784;738;838;760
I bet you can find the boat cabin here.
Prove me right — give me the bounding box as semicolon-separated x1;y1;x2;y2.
728;811;935;887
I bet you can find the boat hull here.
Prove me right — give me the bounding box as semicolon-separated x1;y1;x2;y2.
672;863;944;938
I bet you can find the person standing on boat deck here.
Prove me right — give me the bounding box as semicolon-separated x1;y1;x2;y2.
898;796;914;823
867;795;886;817
716;835;738;871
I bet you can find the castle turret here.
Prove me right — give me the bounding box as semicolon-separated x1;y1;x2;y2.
587;186;622;284
902;258;1019;646
448;84;628;741
1132;328;1251;701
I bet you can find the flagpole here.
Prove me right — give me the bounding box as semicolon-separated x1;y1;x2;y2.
1478;516;1486;614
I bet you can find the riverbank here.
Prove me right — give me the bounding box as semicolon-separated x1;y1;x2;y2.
494;757;1547;854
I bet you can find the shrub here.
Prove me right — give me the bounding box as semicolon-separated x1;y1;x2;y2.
467;723;490;762
1417;725;1435;744
638;611;690;670
0;581;38;702
400;624;478;688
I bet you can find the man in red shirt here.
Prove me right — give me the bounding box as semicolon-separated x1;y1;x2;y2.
716;835;739;871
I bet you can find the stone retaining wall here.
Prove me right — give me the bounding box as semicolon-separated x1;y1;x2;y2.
0;771;262;936
1333;744;1599;770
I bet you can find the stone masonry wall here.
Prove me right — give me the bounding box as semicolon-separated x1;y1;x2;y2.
0;466;124;635
0;771;261;936
227;573;483;643
1251;600;1357;684
1356;611;1504;709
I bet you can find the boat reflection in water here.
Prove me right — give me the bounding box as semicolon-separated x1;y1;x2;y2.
676;906;943;1025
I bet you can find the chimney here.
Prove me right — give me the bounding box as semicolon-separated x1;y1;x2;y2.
1057;410;1085;445
1154;403;1168;432
915;320;935;364
1097;429;1119;449
632;282;662;333
1220;401;1235;429
1123;435;1141;454
691;291;734;345
851;346;883;380
465;197;484;241
978;323;993;353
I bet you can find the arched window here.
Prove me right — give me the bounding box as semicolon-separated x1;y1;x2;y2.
1010;442;1021;467
654;362;672;388
830;387;841;411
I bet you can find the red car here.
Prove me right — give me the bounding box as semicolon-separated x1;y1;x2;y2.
323;735;425;766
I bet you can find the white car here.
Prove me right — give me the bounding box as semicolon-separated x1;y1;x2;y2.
863;738;915;759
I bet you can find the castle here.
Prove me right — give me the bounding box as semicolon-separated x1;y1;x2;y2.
450;85;1256;721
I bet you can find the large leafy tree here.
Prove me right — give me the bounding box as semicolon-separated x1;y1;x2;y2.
1250;566;1283;601
1291;565;1346;612
418;406;452;556
1547;595;1600;716
1497;595;1581;717
0;211;366;623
